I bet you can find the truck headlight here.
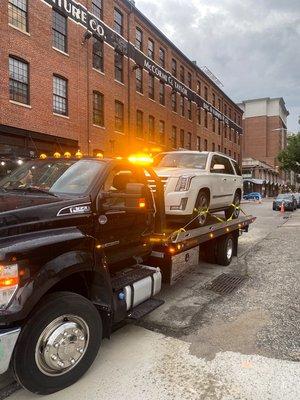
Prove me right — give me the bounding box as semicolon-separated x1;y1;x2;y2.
175;176;194;192
0;263;19;309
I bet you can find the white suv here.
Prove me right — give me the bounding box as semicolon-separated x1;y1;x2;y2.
153;151;243;226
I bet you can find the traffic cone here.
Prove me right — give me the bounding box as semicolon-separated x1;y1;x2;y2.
280;202;285;214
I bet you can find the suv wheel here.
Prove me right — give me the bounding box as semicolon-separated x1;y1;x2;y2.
225;192;241;220
193;190;210;227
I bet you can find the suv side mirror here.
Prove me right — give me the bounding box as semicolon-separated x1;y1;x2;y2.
212;164;225;171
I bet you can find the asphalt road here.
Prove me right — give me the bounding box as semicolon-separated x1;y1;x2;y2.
3;200;300;399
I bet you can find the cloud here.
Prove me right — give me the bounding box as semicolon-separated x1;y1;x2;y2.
136;0;300;131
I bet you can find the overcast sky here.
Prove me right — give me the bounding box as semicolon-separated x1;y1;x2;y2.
137;0;300;132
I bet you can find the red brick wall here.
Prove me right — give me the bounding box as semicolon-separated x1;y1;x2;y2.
0;0;242;160
242;115;285;167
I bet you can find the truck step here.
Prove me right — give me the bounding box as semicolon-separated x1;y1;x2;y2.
111;267;155;291
128;298;164;320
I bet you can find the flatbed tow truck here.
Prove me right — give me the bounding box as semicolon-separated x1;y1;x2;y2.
0;155;255;394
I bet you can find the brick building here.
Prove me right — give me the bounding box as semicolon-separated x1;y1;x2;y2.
237;97;289;195
0;0;243;163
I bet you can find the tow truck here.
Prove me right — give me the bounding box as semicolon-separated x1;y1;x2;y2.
0;155;255;394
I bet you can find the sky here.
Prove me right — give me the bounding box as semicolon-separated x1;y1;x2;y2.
136;0;300;132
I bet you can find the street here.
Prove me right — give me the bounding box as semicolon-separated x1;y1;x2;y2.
2;200;300;400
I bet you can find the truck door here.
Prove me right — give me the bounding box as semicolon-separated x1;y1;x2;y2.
96;164;154;265
209;154;228;207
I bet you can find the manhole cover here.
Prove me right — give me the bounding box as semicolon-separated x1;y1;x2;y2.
207;273;247;295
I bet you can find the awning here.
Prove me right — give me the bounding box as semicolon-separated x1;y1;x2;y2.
243;178;265;185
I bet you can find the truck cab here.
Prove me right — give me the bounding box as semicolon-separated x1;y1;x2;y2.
0;156;163;394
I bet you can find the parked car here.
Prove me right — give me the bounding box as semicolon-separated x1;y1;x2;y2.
153;151;243;226
243;192;262;201
273;193;297;211
293;193;300;208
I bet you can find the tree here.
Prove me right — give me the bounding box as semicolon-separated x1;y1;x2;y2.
278;133;300;173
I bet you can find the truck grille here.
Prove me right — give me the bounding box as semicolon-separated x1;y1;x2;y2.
148;176;168;192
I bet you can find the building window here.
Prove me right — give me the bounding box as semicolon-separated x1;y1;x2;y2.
229;128;232;141
197;108;201;125
159;48;165;68
52;10;67;53
212;142;215;152
204;110;208;128
229;149;232;157
92;0;102;20
218;120;221;135
93;91;104;126
114;50;123;82
180;95;184;117
93;37;104;72
204;139;208;151
204;86;208;101
224;104;227;116
229;108;232;119
171;59;177;77
212;117;216;132
234;152;236;160
212;93;216;107
8;0;28;32
180;66;184;83
218;145;221;152
187;72;192;89
114;8;123;36
218;98;221;111
149;116;155;142
148;74;155;100
187;100;192;120
136;27;143;50
196;80;201;95
224;125;227;138
136;110;143;138
159;81;165;105
9;56;29;104
171;126;177;148
197;136;201;151
136;67;143;93
171;92;177;112
224;147;227;154
180;129;184;148
115;101;124;132
159;120;165;144
53;75;68;116
187;132;192;149
148;39;154;60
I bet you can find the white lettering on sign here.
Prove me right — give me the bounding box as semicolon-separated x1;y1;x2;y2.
89;19;105;37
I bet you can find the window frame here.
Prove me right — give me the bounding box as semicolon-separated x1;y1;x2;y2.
136;67;143;94
187;72;192;89
179;66;185;83
114;49;123;83
8;0;28;32
93;91;104;127
9;55;30;105
92;0;103;20
171;92;177;112
148;38;154;60
171;126;177;148
187;132;192;150
180;129;185;148
148;115;155;142
114;8;123;36
115;100;124;133
187;100;192;120
180;95;185;117
159;120;165;144
159;81;165;105
135;27;143;51
52;9;68;53
171;58;177;77
148;74;155;100
196;136;201;151
53;74;68;116
159;48;165;68
92;36;104;72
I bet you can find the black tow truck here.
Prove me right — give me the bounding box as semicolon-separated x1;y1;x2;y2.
0;156;255;394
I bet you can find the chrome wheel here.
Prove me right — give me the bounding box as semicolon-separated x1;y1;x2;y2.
35;315;89;376
226;237;233;260
196;193;209;226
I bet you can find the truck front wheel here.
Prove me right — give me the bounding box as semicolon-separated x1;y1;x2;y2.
12;292;102;395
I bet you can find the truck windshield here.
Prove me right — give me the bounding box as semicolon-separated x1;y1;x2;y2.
0;159;105;196
153;153;208;169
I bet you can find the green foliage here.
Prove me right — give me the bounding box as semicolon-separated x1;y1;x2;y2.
278;133;300;173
